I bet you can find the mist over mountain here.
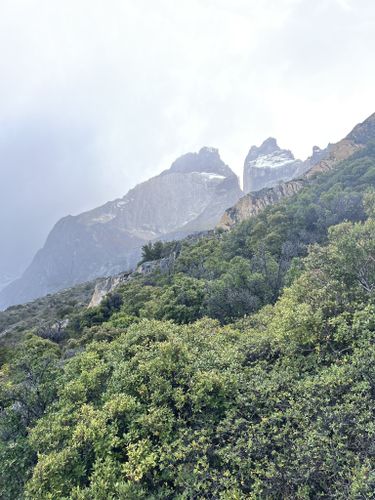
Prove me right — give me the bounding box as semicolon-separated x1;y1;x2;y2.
1;107;375;499
0;148;242;309
1;0;375;296
3;113;375;310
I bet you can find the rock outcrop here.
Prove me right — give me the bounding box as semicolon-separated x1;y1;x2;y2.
219;180;304;230
0;147;242;309
306;139;362;178
87;233;212;308
306;113;375;178
88;272;132;308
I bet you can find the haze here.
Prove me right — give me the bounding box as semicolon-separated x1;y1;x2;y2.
0;0;374;287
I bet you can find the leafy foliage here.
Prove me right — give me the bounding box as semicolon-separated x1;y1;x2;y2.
21;213;375;498
105;147;375;326
1;150;375;498
139;240;180;264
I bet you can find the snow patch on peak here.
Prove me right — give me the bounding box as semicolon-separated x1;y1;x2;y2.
116;200;129;208
249;151;297;170
194;171;226;181
243;139;304;193
90;213;116;224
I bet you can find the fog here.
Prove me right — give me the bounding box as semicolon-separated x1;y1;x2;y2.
0;0;374;285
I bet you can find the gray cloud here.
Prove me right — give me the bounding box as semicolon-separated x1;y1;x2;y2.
0;0;374;281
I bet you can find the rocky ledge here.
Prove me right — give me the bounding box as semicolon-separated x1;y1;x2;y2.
218;180;304;230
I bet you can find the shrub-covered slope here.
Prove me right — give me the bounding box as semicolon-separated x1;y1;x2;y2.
0;147;375;499
93;145;375;326
1;194;374;499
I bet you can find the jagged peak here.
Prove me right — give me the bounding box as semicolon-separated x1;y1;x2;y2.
199;146;220;156
260;137;279;151
308;145;329;166
245;137;295;164
247;137;279;158
167;147;234;177
345;112;375;145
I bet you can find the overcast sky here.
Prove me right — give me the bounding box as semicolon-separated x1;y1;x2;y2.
0;0;374;281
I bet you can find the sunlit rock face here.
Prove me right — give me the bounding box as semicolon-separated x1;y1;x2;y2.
0;147;242;309
219;179;305;230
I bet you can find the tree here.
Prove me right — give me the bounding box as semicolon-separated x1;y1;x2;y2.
0;336;61;499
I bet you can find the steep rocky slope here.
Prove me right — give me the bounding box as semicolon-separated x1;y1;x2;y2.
220;113;375;229
242;138;328;193
0;148;242;309
220;180;304;229
243;138;305;193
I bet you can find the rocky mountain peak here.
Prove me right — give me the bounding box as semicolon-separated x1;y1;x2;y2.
245;138;295;166
246;137;286;161
309;145;328;166
168;146;233;177
243;138;301;193
0;147;242;309
222;111;375;232
346;112;375;145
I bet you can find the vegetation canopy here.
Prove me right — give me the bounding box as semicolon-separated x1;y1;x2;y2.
1;149;375;499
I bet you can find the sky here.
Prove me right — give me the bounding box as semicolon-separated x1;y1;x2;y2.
0;0;374;283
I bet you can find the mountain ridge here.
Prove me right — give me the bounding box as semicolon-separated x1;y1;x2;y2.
0;148;242;309
2;113;374;310
219;112;375;229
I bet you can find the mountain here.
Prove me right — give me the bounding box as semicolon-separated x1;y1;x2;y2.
0;272;19;293
242;137;330;194
3;114;374;310
243;137;304;193
2;112;375;499
220;112;375;229
305;116;373;178
0;147;242;309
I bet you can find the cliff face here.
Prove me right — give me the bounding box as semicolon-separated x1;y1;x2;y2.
88;272;132;308
220;113;375;229
0;147;242;309
306;113;375;177
219;180;304;230
242;137;333;194
306;139;362;178
243;138;305;193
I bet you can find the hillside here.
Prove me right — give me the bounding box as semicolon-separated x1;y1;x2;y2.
1;113;375;498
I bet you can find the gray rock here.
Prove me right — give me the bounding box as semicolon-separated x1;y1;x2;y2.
88;272;132;308
0;148;242;309
243;138;330;194
243;138;305;193
220;112;375;229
